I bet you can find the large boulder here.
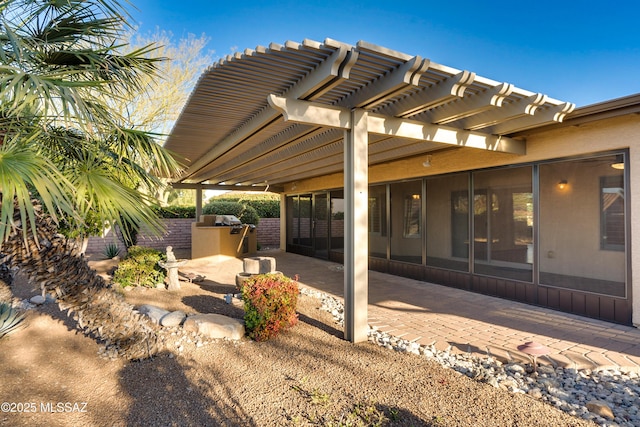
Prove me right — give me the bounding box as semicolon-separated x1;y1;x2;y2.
160;310;186;327
137;304;170;325
183;314;245;340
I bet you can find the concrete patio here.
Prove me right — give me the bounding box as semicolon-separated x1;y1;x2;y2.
183;249;640;373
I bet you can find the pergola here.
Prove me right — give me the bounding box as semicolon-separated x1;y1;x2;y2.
165;38;574;342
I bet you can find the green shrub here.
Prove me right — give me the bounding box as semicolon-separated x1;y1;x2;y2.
244;198;280;218
213;197;279;218
202;200;260;226
112;246;165;288
210;192;280;218
241;273;299;341
154;192;280;221
152;205;196;218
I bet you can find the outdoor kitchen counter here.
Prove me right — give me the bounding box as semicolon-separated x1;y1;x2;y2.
191;222;257;259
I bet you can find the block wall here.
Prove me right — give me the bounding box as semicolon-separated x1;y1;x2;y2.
86;217;280;254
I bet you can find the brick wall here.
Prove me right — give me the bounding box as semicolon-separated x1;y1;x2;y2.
87;217;280;254
85;226;126;255
136;218;195;250
256;218;280;248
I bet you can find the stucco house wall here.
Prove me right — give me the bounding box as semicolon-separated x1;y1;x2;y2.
279;112;639;326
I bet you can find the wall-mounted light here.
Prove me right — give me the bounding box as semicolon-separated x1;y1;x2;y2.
610;154;624;170
610;162;625;170
558;179;568;190
422;155;433;167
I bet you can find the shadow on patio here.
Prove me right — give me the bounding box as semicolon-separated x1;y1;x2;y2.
179;249;640;372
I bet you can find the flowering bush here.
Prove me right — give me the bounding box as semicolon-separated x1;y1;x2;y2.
241;273;299;341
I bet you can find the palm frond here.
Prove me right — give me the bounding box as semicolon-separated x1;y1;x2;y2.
0;0;178;248
70;154;166;243
0;136;76;243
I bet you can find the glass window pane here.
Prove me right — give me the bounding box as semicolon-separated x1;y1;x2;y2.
473;167;533;281
368;185;387;259
330;191;344;252
403;195;421;237
601;175;625;250
539;155;626;297
298;194;312;247
286;196;298;245
314;194;328;254
426;173;469;271
390;180;422;264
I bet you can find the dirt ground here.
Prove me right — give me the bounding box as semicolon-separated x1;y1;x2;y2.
0;255;596;426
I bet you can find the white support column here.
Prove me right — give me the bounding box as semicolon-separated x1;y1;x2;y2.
344;108;369;343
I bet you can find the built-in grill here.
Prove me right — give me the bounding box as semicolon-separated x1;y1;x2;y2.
191;214;257;258
215;215;243;234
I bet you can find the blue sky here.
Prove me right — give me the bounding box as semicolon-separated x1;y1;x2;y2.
129;1;640;107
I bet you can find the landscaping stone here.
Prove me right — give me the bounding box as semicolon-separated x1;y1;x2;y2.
182;313;245;340
137;304;170;325
160;310;186;327
30;295;45;305
586;400;615;420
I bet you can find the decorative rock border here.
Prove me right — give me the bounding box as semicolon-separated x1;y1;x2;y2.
135;304;245;341
300;287;640;427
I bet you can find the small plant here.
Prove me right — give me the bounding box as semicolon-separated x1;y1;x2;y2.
0;303;26;340
241;273;298;341
112;246;165;288
292;383;331;406
324;402;388;427
389;407;400;421
103;243;121;259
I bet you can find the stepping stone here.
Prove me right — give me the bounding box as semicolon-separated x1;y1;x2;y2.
183;313;245;340
179;271;206;283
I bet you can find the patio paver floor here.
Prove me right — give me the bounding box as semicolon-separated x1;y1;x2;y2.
185;250;640;372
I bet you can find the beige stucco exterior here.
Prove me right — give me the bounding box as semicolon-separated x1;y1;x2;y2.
281;113;639;326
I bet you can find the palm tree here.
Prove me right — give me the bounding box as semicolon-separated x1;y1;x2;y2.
0;0;182;359
0;0;180;247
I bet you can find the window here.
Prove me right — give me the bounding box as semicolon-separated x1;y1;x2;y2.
426;173;469;271
390;180;422;263
330;191;344;252
473;167;533;281
539;155;626;297
601;175;625;251
369;196;381;233
403;194;421;238
368;184;387;259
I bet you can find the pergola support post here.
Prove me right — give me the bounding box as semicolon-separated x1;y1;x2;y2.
344;108;369;343
195;188;203;220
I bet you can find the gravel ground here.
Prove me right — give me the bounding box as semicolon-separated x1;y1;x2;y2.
0;259;596;426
